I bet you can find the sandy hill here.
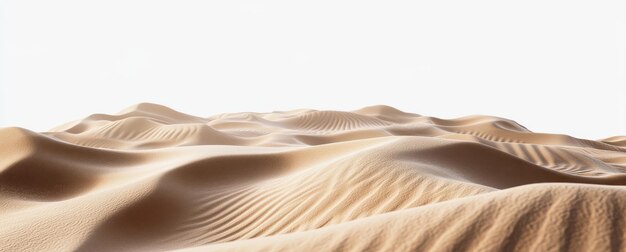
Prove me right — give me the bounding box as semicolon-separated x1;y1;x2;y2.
1;103;625;251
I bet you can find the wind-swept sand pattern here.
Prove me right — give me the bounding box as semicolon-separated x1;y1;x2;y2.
1;103;625;251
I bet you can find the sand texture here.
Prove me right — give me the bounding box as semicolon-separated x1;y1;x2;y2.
1;103;625;251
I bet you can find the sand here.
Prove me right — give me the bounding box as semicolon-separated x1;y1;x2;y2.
1;103;625;251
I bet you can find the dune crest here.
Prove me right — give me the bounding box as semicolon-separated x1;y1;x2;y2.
1;104;625;251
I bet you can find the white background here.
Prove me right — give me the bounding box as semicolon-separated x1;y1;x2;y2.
1;0;625;139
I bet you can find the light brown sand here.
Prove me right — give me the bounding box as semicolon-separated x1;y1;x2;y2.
1;103;625;251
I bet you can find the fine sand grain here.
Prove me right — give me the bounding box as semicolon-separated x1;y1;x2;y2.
1;103;625;251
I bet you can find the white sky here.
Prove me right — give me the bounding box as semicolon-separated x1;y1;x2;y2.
1;0;625;139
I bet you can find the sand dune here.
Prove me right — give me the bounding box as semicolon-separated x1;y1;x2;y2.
1;103;625;251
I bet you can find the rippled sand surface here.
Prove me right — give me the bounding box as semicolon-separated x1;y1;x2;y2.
1;103;625;251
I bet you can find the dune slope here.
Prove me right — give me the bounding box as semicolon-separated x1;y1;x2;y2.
1;103;625;251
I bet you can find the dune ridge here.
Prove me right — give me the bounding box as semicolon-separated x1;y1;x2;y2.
1;103;625;251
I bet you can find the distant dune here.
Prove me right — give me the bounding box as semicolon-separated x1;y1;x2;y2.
1;103;625;251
